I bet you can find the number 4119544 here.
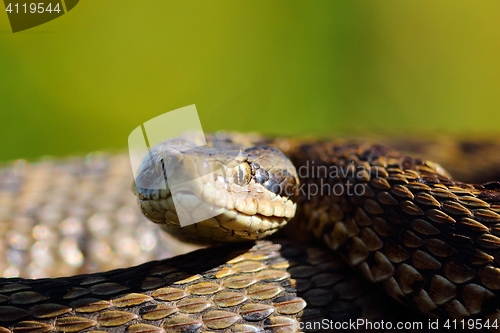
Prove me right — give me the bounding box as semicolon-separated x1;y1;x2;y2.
443;318;498;330
5;2;61;14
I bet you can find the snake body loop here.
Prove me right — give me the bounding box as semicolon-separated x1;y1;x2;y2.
0;134;500;332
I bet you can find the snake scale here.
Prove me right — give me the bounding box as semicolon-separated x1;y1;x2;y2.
0;133;500;333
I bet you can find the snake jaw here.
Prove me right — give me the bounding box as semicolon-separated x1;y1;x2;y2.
137;184;297;244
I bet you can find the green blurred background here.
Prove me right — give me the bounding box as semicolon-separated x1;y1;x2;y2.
0;1;499;162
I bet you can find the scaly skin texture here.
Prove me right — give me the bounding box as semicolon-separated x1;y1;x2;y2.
284;141;500;323
0;136;499;332
0;240;427;332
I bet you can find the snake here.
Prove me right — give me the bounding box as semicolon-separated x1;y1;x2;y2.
0;133;500;333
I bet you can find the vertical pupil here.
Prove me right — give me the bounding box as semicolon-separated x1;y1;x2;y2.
238;165;244;183
233;164;248;185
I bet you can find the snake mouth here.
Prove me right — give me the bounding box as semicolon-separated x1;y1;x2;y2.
134;180;297;244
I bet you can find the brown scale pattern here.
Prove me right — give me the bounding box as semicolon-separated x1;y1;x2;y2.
287;141;500;327
0;240;423;333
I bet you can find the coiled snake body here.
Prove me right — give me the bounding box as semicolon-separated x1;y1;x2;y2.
0;133;500;332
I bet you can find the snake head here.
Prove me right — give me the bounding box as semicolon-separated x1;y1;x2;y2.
133;137;299;244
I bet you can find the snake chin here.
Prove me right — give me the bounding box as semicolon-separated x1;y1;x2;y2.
154;212;292;245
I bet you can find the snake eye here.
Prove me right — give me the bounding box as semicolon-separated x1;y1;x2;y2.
232;162;252;186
